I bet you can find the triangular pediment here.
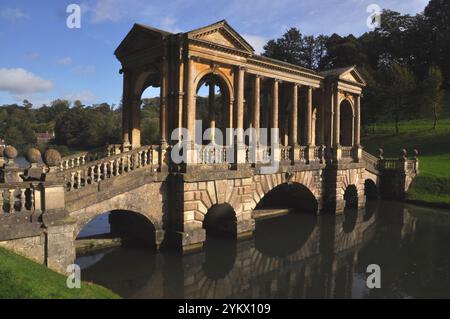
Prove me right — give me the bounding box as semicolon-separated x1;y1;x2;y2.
340;67;366;86
115;24;171;60
187;20;254;53
321;66;366;86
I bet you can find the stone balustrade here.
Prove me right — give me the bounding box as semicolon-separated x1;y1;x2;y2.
59;144;123;171
61;145;158;192
0;183;36;215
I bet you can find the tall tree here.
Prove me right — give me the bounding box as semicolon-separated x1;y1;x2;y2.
422;66;444;130
378;63;417;135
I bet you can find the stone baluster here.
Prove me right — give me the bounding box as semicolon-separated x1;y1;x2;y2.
29;187;35;211
143;150;148;166
70;172;76;190
96;165;101;182
81;155;86;165
9;189;15;213
127;154;132;171
20;188;26;211
76;171;81;189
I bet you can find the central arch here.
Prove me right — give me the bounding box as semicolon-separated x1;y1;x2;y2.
255;182;319;213
194;71;233;145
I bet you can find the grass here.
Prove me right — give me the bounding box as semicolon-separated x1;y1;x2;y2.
362;91;450;206
0;247;120;299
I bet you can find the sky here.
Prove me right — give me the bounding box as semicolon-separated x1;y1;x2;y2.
0;0;430;107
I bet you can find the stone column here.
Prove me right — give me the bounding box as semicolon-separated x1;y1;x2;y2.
253;75;261;145
272;79;281;163
236;67;246;164
159;53;169;170
291;84;300;161
333;86;341;160
160;55;168;146
208;78;216;143
186;57;197;164
353;94;362;161
306;87;315;162
130;95;141;149
121;71;131;150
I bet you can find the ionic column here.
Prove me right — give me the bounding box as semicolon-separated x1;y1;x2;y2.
236;66;246;164
160;55;168;146
253;75;261;145
186;57;196;163
306;86;313;146
354;94;361;146
290;84;299;146
121;71;131;150
272;79;279;131
333;85;341;161
208;78;216;143
333;87;340;147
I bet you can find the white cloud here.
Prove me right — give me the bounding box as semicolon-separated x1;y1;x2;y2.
0;8;27;21
56;57;73;65
242;34;268;54
0;68;53;95
62;91;96;103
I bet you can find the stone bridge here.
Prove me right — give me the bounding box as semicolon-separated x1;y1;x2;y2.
0;20;418;273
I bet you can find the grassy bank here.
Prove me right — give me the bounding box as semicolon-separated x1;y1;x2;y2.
0;247;120;299
362;95;450;206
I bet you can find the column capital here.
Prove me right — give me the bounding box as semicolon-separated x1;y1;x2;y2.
255;74;264;80
238;66;247;72
274;78;282;84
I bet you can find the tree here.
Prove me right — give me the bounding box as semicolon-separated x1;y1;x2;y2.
422;66;444;130
378;63;417;135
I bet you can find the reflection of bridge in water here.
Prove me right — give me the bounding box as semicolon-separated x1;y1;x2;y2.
0;20;419;274
76;204;418;299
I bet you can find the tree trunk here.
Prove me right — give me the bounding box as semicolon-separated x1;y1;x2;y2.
433;105;438;130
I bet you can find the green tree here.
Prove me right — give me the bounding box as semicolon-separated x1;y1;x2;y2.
378;63;417;135
422;66;444;130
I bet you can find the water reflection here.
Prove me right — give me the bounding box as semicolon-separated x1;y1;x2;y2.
76;201;450;299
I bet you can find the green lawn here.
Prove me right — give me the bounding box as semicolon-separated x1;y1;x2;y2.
0;248;120;299
362;92;450;205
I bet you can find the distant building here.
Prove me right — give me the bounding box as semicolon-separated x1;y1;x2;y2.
35;131;55;144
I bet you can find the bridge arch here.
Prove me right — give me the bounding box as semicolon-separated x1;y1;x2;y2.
75;209;160;249
364;179;379;200
250;172;322;214
203;203;237;238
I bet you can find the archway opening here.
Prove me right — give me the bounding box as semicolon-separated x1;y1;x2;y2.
340;99;353;147
140;86;161;146
344;185;358;208
365;179;378;201
203;204;237;239
76;210;157;253
256;183;318;213
196;74;230;145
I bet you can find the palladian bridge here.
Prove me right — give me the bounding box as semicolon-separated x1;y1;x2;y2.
0;21;418;273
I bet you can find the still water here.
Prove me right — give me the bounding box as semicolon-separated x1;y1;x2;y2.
75;200;450;299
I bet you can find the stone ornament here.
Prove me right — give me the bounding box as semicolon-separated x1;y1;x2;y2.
4;145;18;160
25;147;42;164
43;149;62;167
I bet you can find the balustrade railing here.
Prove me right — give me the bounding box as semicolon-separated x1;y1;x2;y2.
61;145;157;192
362;150;379;172
197;145;228;164
0;183;36;215
59;144;122;171
280;146;291;162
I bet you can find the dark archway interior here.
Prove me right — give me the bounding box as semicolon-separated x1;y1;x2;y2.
365;179;378;200
109;210;157;249
340;99;353;147
256;183;318;213
76;211;157;251
203;204;237;238
344;185;358;208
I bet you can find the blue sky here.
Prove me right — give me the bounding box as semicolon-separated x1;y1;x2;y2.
0;0;429;107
